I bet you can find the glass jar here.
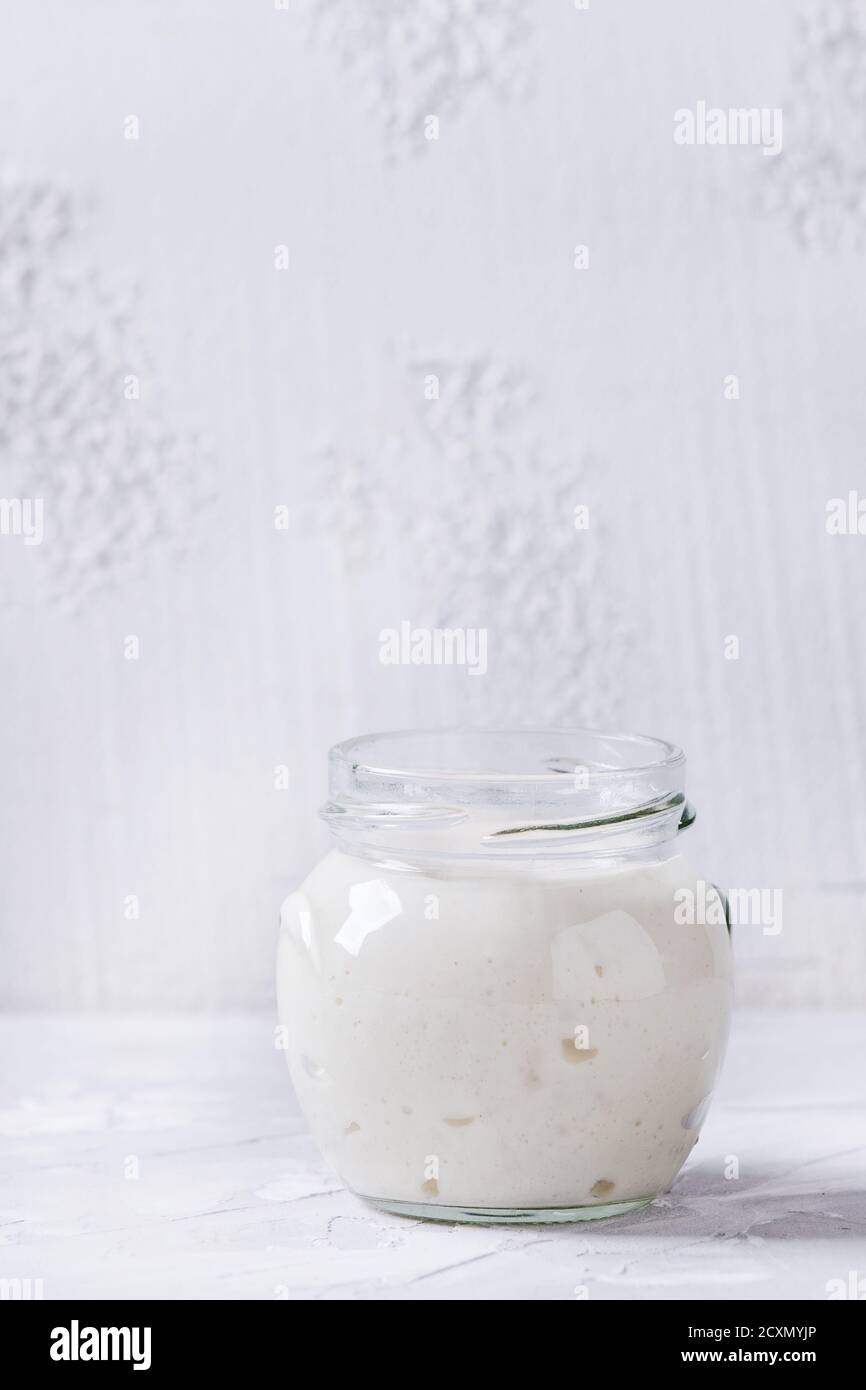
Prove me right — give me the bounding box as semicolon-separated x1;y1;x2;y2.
277;729;733;1224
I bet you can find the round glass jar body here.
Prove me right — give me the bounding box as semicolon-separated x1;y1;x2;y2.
277;730;733;1224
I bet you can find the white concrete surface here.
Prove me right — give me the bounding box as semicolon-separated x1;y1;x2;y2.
2;1008;864;1300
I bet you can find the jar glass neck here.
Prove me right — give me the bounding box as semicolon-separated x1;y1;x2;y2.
321;728;691;868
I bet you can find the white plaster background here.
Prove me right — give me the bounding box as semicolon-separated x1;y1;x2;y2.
1;0;865;1010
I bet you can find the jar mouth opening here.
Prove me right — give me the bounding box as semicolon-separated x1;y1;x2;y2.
323;729;689;860
329;727;683;792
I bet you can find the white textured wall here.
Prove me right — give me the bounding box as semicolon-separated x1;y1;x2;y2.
1;0;865;1009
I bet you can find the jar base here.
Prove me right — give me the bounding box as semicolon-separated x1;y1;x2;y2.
354;1192;654;1225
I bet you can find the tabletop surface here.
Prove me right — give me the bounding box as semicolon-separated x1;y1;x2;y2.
2;1009;864;1301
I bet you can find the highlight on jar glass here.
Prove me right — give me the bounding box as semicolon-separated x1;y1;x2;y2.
276;729;734;1225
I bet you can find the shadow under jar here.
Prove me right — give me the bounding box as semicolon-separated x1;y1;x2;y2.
277;729;733;1224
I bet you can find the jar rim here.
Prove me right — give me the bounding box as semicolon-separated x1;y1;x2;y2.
322;728;690;861
329;726;684;790
323;727;689;854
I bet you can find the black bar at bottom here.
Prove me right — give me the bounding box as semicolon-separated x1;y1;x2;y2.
4;1298;860;1374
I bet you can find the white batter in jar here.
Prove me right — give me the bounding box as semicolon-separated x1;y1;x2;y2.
277;729;733;1223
